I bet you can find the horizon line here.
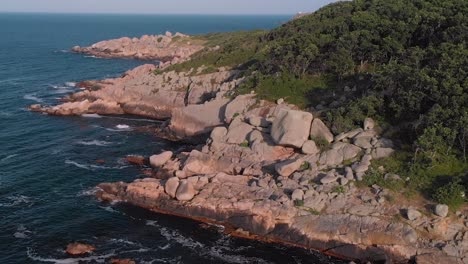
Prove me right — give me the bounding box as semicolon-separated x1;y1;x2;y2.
0;11;296;16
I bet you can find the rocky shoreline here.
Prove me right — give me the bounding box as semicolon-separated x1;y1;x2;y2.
31;34;468;263
71;31;204;65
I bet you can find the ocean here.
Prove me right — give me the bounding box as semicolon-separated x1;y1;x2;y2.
0;13;344;263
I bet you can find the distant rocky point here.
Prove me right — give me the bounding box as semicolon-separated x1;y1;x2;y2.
71;31;203;64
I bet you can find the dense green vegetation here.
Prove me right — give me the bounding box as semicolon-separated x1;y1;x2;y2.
161;30;266;75
253;0;467;208
159;0;467;208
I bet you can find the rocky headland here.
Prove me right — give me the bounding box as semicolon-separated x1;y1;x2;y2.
30;32;468;264
71;31;204;65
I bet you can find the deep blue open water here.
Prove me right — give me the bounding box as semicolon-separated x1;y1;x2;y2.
0;13;344;263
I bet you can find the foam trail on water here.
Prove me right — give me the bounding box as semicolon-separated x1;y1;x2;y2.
23;94;43;103
76;140;112;146
65;160;128;170
27;248;114;264
65;82;76;87
0;154;18;163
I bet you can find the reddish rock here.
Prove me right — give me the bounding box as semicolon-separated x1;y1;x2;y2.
65;242;95;255
95;159;106;164
141;169;154;176
71;33;202;62
110;259;136;264
125;155;146;166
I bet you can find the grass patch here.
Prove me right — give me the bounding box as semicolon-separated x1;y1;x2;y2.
239;141;249;148
300;161;310;171
311;136;331;151
356;150;468;208
162;30;267;75
305;208;321;215
236;72;335;108
332;186;346;194
294;200;305;207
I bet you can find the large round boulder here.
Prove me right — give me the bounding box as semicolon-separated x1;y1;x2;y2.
176;180;196;201
271;110;313;148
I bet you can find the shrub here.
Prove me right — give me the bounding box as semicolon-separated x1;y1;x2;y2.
433;179;465;210
311;136;330;151
332;186;345;194
239;141;249;148
294;200;305;207
300;161;310;171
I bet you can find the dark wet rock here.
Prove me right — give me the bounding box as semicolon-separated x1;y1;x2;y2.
125;155;146;166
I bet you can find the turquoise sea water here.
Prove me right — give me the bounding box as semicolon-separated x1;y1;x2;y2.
0;13;344;263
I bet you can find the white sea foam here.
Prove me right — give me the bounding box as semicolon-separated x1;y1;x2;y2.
27;248;114;264
76;140;112;147
105;124;132;132
145;220;158;227
77;187;100;197
65;160;127;170
82;113;102;118
157;226;265;264
116;124;130;129
159;243;171;250
23;94;43;103
109;238;139;246
159;227;204;250
65;82;76;87
84;55;97;58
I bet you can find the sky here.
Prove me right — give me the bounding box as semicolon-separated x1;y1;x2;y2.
0;0;339;15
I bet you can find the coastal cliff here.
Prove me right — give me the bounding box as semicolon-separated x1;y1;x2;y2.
29;0;467;262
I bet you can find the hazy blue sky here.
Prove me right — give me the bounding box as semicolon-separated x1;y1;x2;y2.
0;0;339;15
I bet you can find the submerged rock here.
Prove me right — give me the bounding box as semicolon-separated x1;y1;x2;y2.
125;155;146;166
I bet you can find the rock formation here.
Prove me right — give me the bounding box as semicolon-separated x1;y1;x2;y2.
72;32;203;64
30;36;467;263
